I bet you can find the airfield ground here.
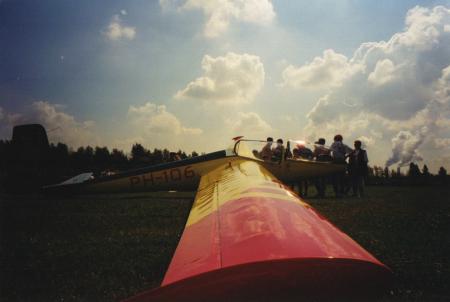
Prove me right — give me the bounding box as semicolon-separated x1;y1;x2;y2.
1;186;449;301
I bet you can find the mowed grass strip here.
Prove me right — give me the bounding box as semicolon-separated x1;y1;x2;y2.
1;186;449;301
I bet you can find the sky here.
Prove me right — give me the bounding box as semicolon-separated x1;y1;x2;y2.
1;0;450;172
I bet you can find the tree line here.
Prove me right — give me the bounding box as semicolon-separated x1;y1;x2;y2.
0;139;448;192
367;162;448;186
0;139;201;192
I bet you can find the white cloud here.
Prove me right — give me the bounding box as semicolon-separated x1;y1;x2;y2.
175;52;265;105
30;101;98;148
435;65;450;104
163;0;275;38
227;111;272;136
368;59;398;86
285;6;450;167
356;135;375;148
0;102;99;148
105;15;136;41
281;49;362;90
127;102;202;136
434;138;450;148
0;106;22;129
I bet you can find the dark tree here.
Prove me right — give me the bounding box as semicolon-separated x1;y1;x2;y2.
131;143;146;161
367;166;374;177
177;150;188;159
438;166;447;185
48;143;70;175
422;164;430;176
130;143;152;166
408;163;421;177
110;148;128;169
391;169;396;178
438;166;447;177
152;148;163;164
84;146;95;167
94;146;110;171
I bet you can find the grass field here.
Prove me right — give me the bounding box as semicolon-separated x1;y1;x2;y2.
1;186;449;301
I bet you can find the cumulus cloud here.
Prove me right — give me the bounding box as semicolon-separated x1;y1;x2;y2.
30;101;98;147
434;138;450;148
281;49;362;90
227;112;272;136
0;107;22;138
0;102;98;148
367;59;399;86
162;0;275;37
288;5;450;167
127;102;202;136
105;15;136;41
175;52;265;105
356;135;375;148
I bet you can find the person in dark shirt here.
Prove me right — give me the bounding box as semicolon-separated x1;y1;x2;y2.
260;137;274;161
348;140;368;198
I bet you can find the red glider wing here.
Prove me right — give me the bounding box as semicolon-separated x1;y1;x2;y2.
124;159;392;301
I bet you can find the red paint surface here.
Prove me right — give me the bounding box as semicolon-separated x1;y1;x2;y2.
162;196;383;286
126;259;391;302
123;162;392;301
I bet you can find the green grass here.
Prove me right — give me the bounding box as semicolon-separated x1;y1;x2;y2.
0;192;194;301
308;186;450;301
1;187;449;301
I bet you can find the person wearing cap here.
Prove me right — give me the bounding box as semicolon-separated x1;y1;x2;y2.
330;134;352;197
348;140;368;198
260;137;274;162
313;138;332;161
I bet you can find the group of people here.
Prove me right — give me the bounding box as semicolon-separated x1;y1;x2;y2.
255;135;369;198
328;134;369;198
258;137;284;161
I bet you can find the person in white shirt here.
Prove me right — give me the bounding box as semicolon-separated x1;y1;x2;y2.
330;134;352;162
330;134;352;197
272;138;284;162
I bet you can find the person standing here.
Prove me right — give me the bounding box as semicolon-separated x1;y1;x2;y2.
260;137;273;161
272;138;284;162
348;140;368;198
313;138;331;197
330;134;352;197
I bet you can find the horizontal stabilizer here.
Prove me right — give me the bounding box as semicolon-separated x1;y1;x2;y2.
60;172;93;185
42;172;93;193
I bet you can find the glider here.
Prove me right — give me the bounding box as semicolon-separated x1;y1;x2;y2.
45;139;392;301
